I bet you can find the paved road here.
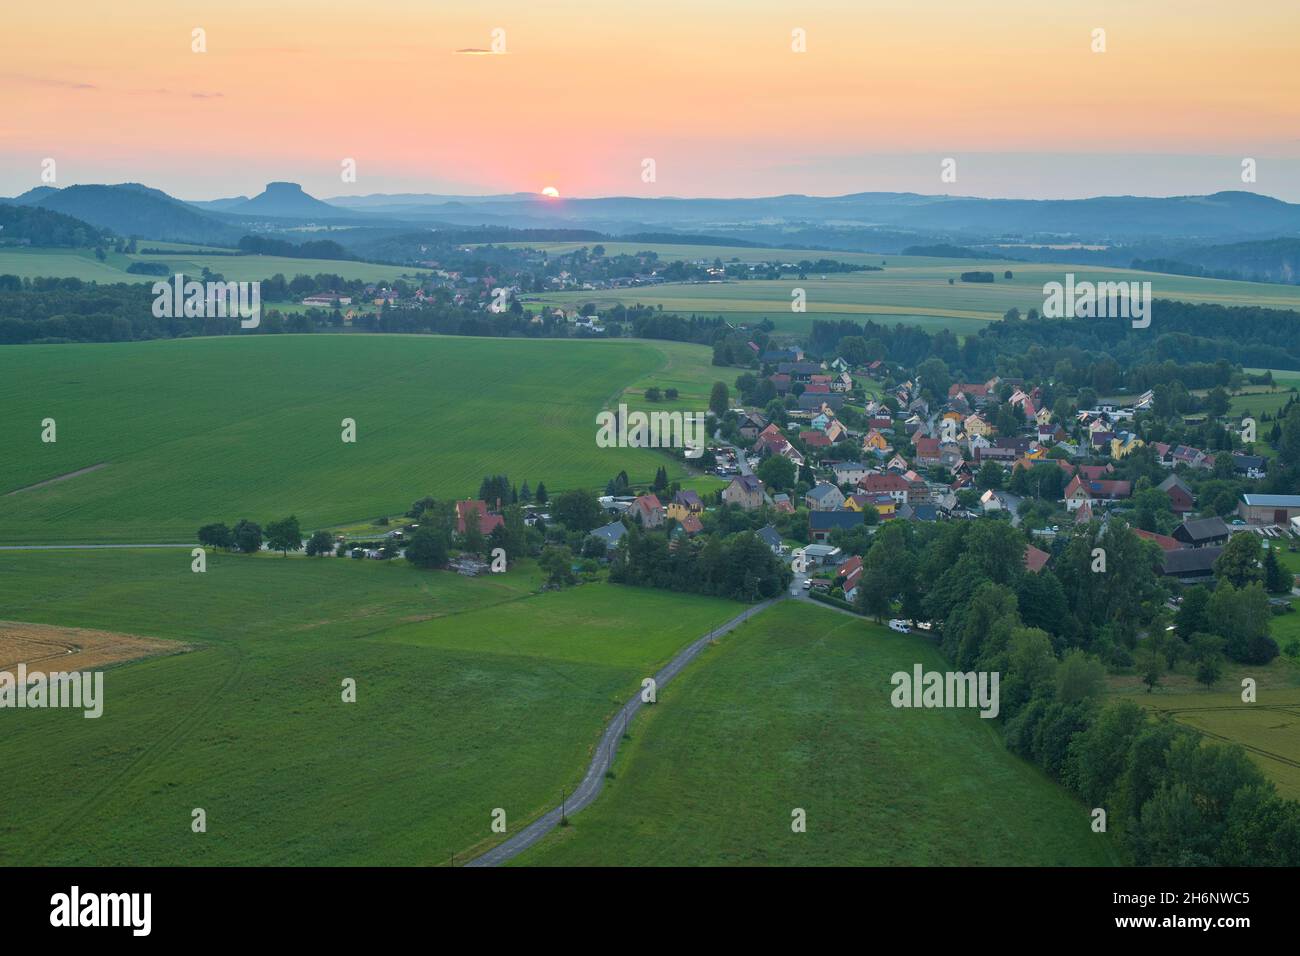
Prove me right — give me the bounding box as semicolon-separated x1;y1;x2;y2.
465;596;780;867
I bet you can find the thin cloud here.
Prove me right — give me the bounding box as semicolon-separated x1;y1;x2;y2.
3;73;97;90
454;48;503;55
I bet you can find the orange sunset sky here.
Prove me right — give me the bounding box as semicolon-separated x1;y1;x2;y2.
2;0;1298;200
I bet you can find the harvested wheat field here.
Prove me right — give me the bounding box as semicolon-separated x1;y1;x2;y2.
0;620;186;673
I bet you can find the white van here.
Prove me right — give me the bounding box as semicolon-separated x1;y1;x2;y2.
888;619;911;633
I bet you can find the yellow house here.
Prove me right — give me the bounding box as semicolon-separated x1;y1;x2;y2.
1035;407;1052;426
862;429;891;452
846;494;894;518
1110;434;1144;459
964;414;992;438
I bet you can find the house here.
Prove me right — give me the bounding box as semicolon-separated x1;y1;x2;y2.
832;461;870;486
456;500;504;536
1172;516;1230;549
1232;454;1267;480
738;412;769;440
1074;499;1094;524
1063;475;1132;511
1023;545;1050;574
589;520;628;554
822;419;849;443
913;436;942;466
678;514;703;536
632;493;665;528
798;393;845;413
800;430;833;450
896;502;939;522
859;472;910;503
862;429;892;454
1238;494;1300;526
980;489;1019;514
964;414;993;437
1161;546;1223;584
1157;475;1194;514
863;493;896;519
808;509;865;542
772;492;795;514
796;543;843;567
1135;529;1181;552
666;489;703;521
1110;433;1144;459
722;474;766;510
805;482;846;511
757;525;785;554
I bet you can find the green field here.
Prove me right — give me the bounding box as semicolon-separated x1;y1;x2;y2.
0;245;421;285
1110;646;1300;800
516;243;1300;336
0;335;718;543
521;601;1120;865
0;549;742;865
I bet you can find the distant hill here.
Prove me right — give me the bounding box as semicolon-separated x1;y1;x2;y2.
226;182;352;219
0;203;104;247
188;195;251;211
1134;237;1300;285
304;189;1300;245
27;184;241;244
8;186;61;205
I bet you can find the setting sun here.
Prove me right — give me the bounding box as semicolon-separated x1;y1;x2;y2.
541;186;560;198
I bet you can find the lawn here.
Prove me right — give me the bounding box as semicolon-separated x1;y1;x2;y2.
0;335;715;543
520;601;1120;865
0;548;741;865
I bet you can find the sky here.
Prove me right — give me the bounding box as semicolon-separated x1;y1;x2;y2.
2;0;1298;201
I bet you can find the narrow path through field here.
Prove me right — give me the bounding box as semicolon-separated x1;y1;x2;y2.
465;596;780;867
4;462;109;496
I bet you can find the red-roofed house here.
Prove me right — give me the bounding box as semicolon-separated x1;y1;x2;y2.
456;500;504;536
1024;545;1050;574
632;493;665;528
858;472;911;503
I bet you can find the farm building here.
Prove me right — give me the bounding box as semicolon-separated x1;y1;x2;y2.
1238;494;1300;526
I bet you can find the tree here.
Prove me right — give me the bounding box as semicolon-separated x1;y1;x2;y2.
756;453;796;491
304;530;334;556
709;381;729;418
197;522;233;550
916;357;950;402
405;526;450;568
265;515;302;556
1263;546;1290;594
1172;586;1210;646
1056;648;1107;704
232;519;263;554
1214;532;1262;589
552;489;604;533
535;482;549;504
855;567;893;622
1190;634;1222;686
976;460;1004;490
539;544;576;587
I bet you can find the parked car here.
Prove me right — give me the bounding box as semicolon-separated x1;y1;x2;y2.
802;579;812;590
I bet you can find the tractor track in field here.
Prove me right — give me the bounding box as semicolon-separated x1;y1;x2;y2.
1159;703;1300;771
25;641;247;862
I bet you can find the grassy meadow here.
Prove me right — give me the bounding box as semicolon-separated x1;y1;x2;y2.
0;244;419;285
0;548;742;865
516;243;1300;336
0;335;719;543
521;601;1120;866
